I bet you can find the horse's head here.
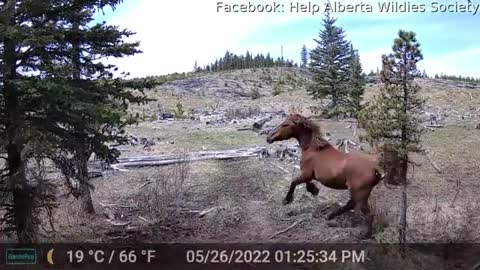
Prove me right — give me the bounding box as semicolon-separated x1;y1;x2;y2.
266;114;306;144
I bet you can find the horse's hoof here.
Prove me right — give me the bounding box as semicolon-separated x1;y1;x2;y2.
283;198;292;205
306;183;319;196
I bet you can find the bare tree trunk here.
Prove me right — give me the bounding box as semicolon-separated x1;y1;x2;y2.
2;0;36;243
76;150;95;214
12;185;36;243
398;156;408;249
79;178;94;214
399;181;407;244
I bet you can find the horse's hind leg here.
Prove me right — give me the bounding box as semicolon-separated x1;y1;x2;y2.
283;176;310;205
353;202;373;239
352;195;373;239
326;199;354;220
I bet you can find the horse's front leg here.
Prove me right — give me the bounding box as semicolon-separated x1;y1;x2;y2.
283;176;310;205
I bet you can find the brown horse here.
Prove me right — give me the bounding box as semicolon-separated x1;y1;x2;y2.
266;114;382;238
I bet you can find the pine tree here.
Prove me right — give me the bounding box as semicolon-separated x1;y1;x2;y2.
346;45;366;117
307;11;352;116
358;30;424;245
300;45;308;68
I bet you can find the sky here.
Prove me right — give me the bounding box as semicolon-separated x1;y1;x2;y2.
94;0;480;78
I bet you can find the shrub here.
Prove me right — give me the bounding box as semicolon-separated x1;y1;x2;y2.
273;82;283;96
174;102;185;118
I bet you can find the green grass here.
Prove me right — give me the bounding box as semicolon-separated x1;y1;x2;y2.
174;129;265;151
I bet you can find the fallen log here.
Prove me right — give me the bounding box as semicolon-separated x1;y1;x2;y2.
111;147;267;170
237;127;253;131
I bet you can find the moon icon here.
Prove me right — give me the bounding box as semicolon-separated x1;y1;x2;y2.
47;249;55;265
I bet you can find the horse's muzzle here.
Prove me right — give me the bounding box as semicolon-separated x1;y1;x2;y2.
266;135;274;144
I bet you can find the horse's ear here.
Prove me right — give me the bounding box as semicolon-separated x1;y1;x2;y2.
291;114;304;125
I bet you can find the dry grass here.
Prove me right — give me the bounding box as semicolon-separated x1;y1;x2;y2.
408;201;473;242
137;153;190;220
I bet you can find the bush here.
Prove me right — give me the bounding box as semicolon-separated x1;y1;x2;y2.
273;82;283;96
150;113;158;121
174;102;185;118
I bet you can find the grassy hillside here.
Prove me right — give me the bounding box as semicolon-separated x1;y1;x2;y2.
132;67;480;123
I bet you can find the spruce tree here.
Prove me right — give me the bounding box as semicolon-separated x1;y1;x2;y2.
300;45;308;68
34;0;157;215
308;11;352;116
0;0;59;243
346;44;366;117
358;30;424;244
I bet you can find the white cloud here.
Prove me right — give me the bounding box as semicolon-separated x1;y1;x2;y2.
101;0;310;77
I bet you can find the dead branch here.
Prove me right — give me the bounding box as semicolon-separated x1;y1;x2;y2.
138;181;153;189
451;179;462;207
108;221;131;226
425;152;442;174
199;207;217;217
270;219;304;239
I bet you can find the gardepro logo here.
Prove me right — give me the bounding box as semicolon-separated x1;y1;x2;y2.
5;248;37;265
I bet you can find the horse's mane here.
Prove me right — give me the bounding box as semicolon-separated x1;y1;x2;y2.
297;116;330;149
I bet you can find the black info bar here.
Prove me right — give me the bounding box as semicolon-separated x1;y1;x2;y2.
0;243;479;269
